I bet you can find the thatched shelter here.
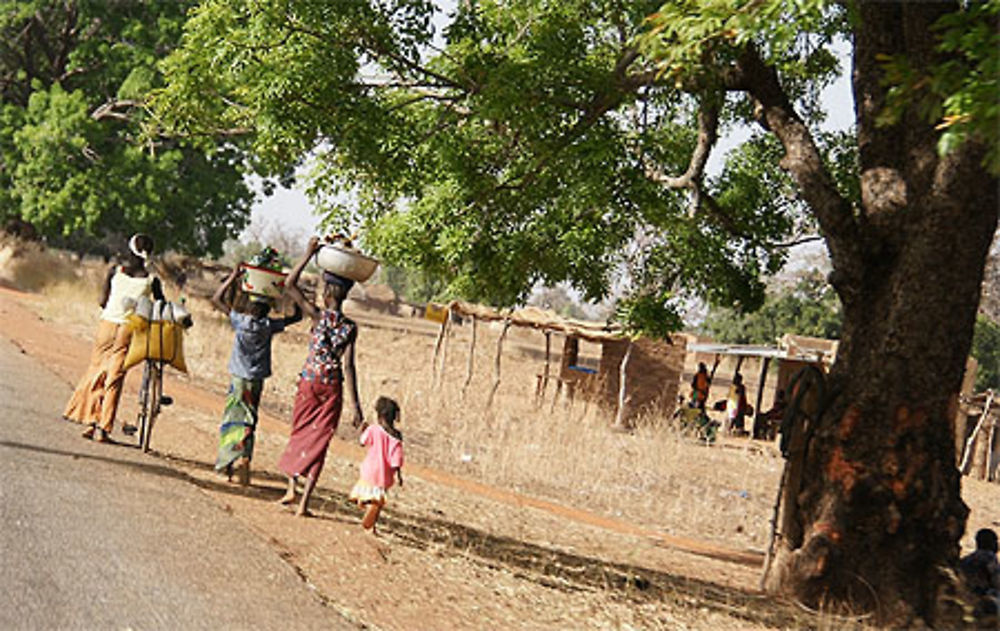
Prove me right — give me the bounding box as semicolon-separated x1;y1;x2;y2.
438;301;686;426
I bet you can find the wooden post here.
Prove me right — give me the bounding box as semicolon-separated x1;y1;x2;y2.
977;415;992;480
753;357;771;439
703;353;721;408
537;330;552;404
613;340;634;429
431;312;450;389
486;320;511;409
438;312;451;387
734;355;745;376
461;315;478;399
988;414;998;482
960;389;994;474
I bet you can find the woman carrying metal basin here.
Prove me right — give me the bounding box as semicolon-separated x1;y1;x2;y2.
277;235;376;517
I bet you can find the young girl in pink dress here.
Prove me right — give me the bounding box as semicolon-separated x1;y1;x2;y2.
349;396;403;533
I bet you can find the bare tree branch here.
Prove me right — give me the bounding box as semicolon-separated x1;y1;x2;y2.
91;99;143;121
733;45;862;288
772;234;824;249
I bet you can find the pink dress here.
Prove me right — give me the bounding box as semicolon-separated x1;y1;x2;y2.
349;425;403;505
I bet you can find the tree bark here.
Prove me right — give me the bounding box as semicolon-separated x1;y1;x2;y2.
763;2;1000;625
767;176;997;623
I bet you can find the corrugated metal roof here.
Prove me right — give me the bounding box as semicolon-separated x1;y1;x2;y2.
687;341;835;363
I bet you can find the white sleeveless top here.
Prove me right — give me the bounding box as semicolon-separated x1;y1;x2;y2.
101;268;154;324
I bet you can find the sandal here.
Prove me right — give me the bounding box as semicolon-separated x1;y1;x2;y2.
93;429;116;444
81;425;96;440
122;424;138;436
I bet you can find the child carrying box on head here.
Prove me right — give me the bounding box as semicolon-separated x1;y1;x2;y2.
349;396;404;534
211;258;302;485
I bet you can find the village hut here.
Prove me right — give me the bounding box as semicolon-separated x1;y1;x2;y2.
435;301;686;426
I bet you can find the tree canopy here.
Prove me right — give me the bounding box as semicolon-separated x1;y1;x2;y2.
0;0;254;256
152;0;854;331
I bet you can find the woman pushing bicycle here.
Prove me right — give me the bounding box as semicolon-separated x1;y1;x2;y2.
63;234;164;443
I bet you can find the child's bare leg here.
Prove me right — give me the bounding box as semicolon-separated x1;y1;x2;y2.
235;457;250;486
277;475;297;505
295;476;317;517
361;502;382;531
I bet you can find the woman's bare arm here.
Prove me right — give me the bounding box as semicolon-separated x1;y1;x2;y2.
211;266;241;315
344;339;364;427
285;237;322;322
282;303;304;327
98;265;115;308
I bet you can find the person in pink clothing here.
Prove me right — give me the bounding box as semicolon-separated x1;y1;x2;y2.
349;396;403;533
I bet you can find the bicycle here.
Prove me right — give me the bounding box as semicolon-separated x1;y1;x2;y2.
122;297;190;452
134;358;173;453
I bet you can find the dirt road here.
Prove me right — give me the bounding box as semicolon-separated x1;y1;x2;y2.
0;334;351;630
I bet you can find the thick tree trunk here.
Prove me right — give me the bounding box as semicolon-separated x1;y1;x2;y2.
762;3;1000;624
767;181;998;624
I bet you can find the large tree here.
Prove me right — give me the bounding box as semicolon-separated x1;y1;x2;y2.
0;0;253;255
153;0;999;623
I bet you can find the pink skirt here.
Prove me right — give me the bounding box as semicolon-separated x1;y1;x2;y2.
277;378;342;481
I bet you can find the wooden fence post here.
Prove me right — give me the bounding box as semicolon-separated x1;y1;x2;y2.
613;340;634;429
486;320;511;409
431;313;449;389
535;330;552;406
461;315;478;399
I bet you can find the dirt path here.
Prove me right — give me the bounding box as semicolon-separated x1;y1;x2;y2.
0;286;803;629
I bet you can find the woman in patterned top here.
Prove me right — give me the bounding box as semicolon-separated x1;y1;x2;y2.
277;237;364;517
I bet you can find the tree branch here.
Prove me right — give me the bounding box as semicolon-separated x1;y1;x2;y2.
91;99;143;121
772;234;824;249
645;98;719;192
734;45;862;289
491;44;646;195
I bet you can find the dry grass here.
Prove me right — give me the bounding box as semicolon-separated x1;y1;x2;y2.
0;235;79;292
9;243;993;566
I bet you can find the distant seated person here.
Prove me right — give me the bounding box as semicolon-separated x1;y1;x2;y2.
960;528;1000;618
754;389;786;440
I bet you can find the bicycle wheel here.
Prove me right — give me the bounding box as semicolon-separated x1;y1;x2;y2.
141;361;162;453
136;360;153;449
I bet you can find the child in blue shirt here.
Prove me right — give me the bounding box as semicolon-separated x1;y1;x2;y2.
211;263;302;484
